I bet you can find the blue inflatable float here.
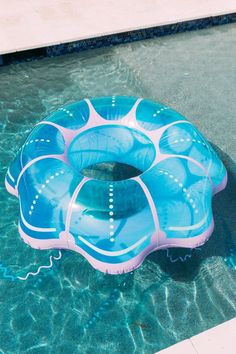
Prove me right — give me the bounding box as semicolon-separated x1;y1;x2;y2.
5;96;227;274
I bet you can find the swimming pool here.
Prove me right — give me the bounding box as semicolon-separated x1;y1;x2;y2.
0;23;235;353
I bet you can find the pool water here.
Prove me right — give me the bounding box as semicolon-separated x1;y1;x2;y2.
0;23;236;353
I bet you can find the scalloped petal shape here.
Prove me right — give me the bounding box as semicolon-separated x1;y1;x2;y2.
5;96;227;274
90;96;138;120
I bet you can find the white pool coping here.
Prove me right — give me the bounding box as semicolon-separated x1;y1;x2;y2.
0;0;236;55
157;317;236;354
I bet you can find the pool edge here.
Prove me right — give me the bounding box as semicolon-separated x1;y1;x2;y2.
1;13;235;66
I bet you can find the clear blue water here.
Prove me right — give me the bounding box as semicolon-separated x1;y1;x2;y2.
0;23;236;353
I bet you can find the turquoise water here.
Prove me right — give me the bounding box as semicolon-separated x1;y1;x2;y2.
0;23;236;353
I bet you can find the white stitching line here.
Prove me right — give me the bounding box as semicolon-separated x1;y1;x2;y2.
59;107;74;117
152;106;169;117
159;169;199;214
108;184;115;242
18;138;51;153
172;138;206;146
28;170;64;216
78;235;148;256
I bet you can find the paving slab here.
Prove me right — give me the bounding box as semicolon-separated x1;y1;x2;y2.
191;317;236;354
158;318;236;354
0;0;236;54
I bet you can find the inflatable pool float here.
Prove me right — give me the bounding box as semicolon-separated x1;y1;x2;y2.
5;96;227;274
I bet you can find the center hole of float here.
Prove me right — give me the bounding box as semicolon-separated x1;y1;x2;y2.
68;125;156;181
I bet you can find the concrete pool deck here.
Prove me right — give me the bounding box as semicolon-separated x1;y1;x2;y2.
0;0;236;55
158;317;236;353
